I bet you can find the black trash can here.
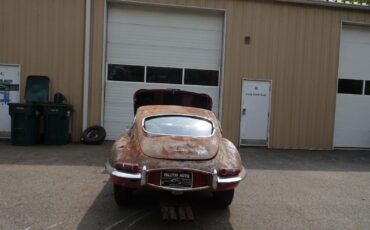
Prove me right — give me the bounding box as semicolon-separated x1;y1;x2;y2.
8;103;41;146
43;104;72;145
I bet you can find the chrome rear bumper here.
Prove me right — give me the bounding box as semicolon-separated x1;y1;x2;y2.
105;161;246;190
105;161;141;180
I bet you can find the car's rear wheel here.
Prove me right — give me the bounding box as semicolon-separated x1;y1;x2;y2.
213;189;234;208
113;184;132;206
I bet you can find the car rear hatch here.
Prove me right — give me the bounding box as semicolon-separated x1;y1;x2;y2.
133;89;213;115
135;89;217;160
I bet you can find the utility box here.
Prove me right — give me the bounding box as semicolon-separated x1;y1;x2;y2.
0;64;20;139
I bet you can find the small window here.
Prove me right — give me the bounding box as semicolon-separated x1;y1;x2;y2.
365;81;370;95
337;79;363;95
146;67;182;84
185;69;219;86
108;64;144;82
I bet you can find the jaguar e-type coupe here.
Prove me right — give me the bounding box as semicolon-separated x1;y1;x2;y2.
106;89;246;208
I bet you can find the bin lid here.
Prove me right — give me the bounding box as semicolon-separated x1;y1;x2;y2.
25;75;50;103
42;103;73;109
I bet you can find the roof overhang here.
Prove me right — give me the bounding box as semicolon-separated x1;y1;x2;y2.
275;0;370;11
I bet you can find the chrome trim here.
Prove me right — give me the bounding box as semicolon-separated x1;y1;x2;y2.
105;161;142;180
140;165;147;186
105;161;115;173
217;167;247;184
147;183;210;192
148;167;211;175
212;169;218;189
106;162;246;188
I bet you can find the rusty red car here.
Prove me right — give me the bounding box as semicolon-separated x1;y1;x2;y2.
106;89;246;208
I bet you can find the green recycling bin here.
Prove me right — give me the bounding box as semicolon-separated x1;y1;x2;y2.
43;104;72;145
8;103;41;145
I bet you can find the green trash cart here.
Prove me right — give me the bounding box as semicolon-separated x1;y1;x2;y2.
42;104;72;145
8;75;49;146
8;103;41;145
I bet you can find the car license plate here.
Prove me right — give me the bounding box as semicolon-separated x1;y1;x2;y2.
160;172;193;188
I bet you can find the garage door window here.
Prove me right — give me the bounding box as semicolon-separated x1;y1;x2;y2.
185;69;219;86
337;79;363;95
108;64;144;82
365;81;370;95
147;67;182;84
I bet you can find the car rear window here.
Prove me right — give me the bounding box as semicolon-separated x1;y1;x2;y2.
143;115;213;137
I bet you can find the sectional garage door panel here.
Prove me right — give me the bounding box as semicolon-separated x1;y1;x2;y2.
339;26;370;79
108;4;223;31
104;4;224;140
107;45;222;71
334;95;370;148
107;4;223;70
334;25;370;148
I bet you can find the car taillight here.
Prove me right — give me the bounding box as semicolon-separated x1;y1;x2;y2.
218;168;240;176
114;162;140;173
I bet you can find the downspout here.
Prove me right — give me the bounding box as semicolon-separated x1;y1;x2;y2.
83;0;91;131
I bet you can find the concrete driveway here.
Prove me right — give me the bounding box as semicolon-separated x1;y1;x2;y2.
0;140;369;230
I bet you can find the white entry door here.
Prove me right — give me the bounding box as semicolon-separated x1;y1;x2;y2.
240;80;271;146
0;64;20;138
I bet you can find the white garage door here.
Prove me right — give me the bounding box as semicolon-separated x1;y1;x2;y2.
104;3;224;140
334;25;370;148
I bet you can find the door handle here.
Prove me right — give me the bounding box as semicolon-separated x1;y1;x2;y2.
242;108;246;115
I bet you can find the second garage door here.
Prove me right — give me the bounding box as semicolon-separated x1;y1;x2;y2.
334;25;370;148
104;3;224;140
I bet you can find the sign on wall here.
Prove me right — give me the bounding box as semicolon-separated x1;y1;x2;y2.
0;64;20;138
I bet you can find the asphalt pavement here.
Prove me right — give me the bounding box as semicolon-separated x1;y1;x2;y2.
0;140;369;230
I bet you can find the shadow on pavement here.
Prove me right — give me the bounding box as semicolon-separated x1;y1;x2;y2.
241;147;370;172
0;140;112;167
77;182;232;230
1;139;369;172
2;139;369;229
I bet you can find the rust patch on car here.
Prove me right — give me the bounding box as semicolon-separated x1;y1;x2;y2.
137;105;221;161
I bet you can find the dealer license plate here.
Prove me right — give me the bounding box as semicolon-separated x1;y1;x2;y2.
160;172;193;188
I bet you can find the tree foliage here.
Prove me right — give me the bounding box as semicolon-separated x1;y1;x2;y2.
334;0;370;4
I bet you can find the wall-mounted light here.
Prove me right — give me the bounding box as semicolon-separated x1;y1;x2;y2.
244;36;251;45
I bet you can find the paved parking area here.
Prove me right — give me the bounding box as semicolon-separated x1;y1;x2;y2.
0;140;369;230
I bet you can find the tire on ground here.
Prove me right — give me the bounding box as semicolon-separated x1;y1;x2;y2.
81;125;106;145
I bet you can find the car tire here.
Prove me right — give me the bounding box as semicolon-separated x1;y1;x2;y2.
213;189;234;208
81;125;106;145
114;184;132;206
